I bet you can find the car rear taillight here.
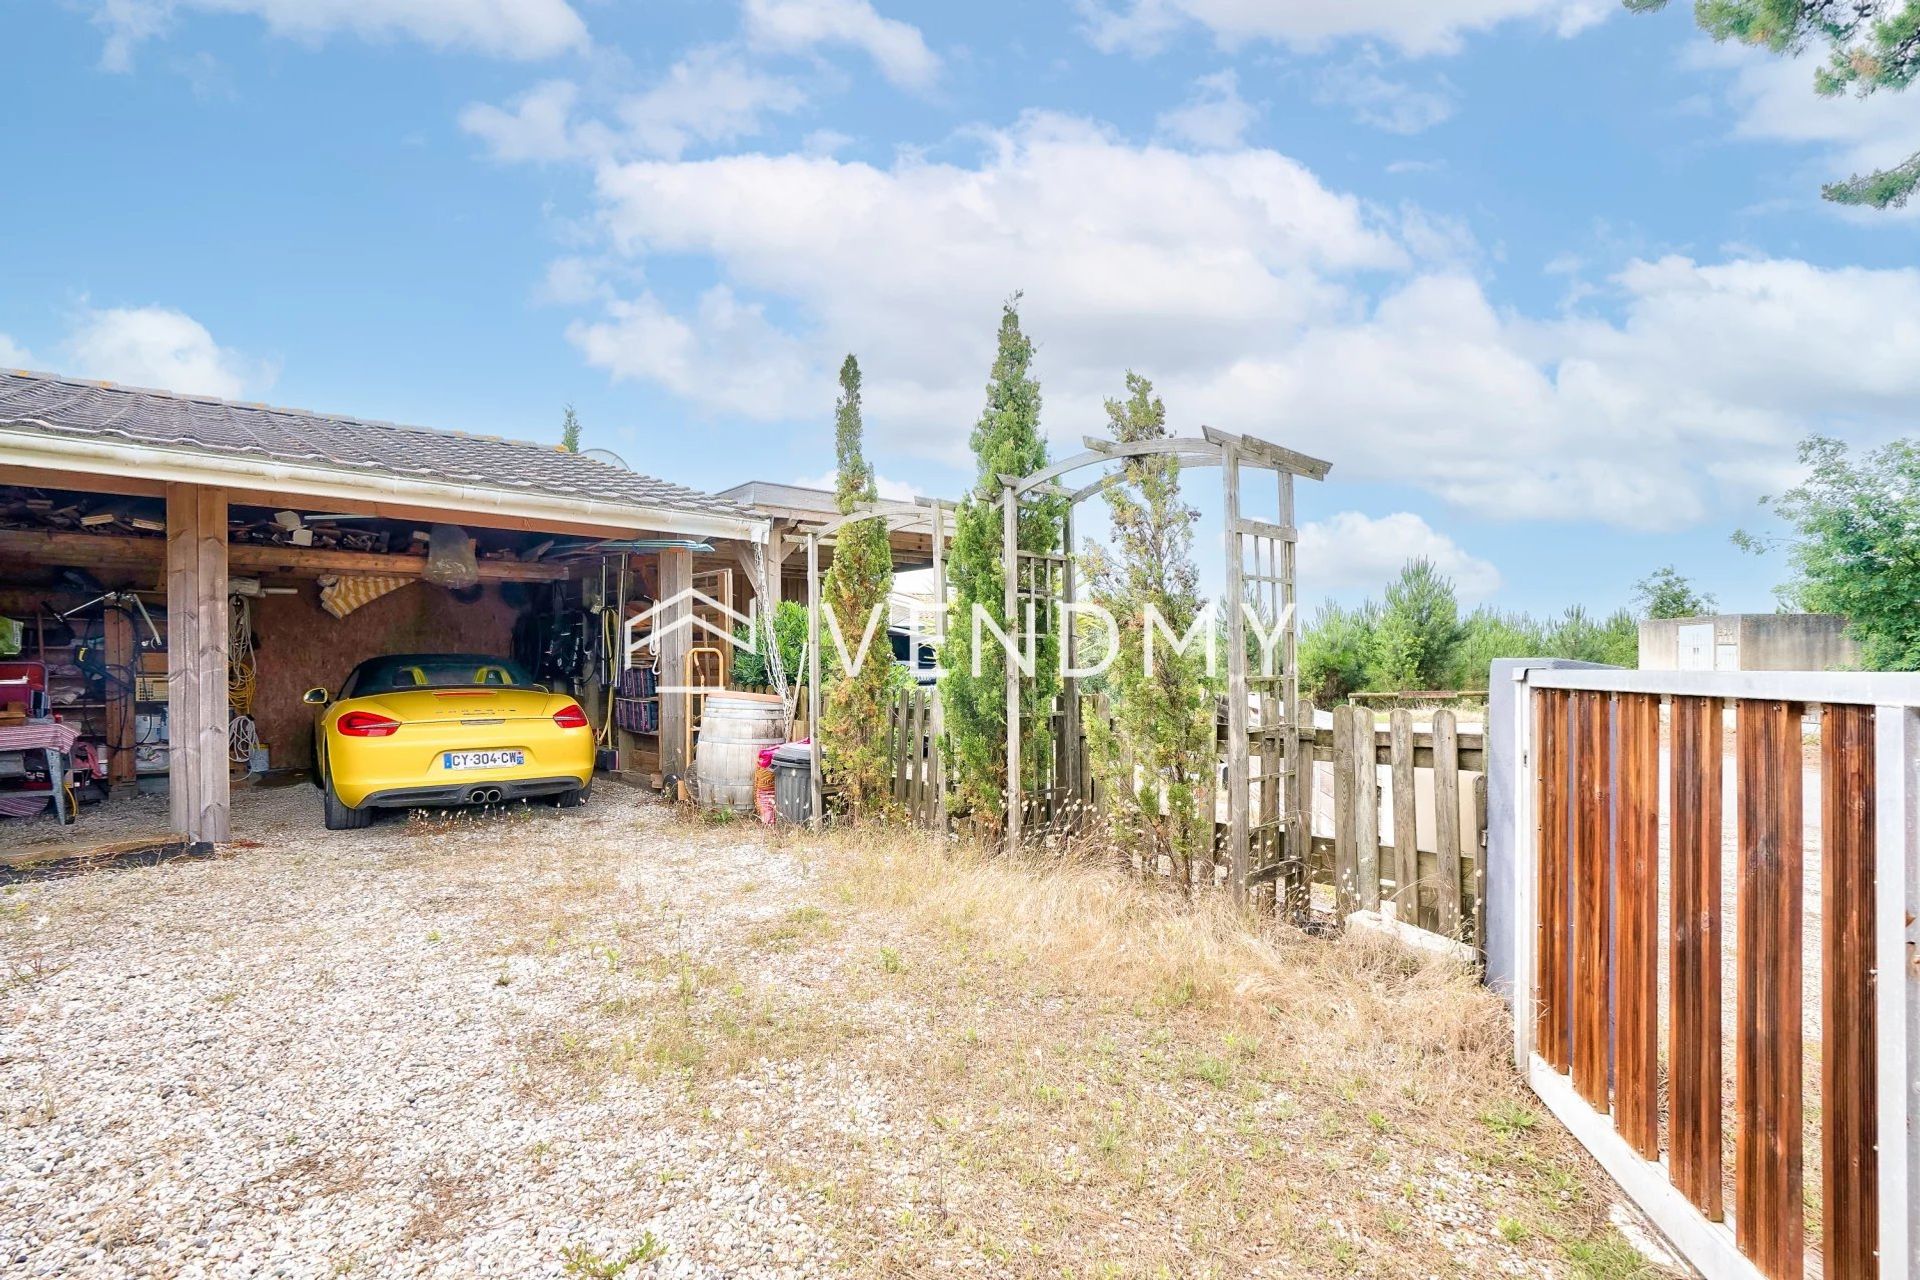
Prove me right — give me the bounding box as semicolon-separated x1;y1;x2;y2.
552;703;589;730
338;711;401;738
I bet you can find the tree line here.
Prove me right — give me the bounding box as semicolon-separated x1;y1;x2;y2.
1300;560;1719;703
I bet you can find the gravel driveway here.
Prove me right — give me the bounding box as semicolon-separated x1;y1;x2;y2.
5;784;841;1279
4;782;1652;1279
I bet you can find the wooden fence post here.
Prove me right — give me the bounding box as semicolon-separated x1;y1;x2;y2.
1389;708;1417;922
1433;709;1462;939
1350;705;1380;913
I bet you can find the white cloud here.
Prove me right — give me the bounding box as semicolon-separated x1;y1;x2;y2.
1180;255;1920;528
462;51;806;164
1155;70;1258;149
570;111;1399;444
743;0;940;90
566;286;823;419
1080;0;1608;58
534;255;612;306
618;48;808;159
796;469;921;501
1299;511;1501;599
461;79;594;162
63;305;265;399
1315;54;1456;134
515;106;1919;531
92;0;588;70
0;334;35;369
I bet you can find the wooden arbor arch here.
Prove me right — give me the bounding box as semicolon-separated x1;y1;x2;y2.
798;497;958;822
997;427;1332;906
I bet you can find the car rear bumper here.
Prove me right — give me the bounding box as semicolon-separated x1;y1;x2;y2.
357;775;587;809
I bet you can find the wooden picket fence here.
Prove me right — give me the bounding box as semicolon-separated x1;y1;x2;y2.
1303;703;1488;951
887;685;944;827
882;689;1492;956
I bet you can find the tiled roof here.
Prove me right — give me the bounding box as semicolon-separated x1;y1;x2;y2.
0;369;755;524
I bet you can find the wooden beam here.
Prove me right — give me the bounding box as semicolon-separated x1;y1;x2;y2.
1199;425;1333;480
0;528;567;582
0;464;167;498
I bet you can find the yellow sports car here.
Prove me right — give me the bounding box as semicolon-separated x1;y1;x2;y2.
305;652;595;830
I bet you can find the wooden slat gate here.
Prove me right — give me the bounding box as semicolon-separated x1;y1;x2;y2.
887;685;945;828
1509;668;1917;1280
1311;703;1488;952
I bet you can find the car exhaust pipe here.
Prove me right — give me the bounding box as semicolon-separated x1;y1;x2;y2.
469;787;502;805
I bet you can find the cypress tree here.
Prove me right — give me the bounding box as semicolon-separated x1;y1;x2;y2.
560;404;583;452
940;297;1064;827
819;355;897;812
1082;373;1213;887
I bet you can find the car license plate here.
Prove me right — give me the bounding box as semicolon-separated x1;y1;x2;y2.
444;750;524;771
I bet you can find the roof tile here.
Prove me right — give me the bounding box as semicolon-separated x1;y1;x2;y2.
0;369;753;525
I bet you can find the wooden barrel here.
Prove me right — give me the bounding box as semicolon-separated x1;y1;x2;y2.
695;692;788;812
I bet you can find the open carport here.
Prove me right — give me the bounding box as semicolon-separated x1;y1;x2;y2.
0;369;773;854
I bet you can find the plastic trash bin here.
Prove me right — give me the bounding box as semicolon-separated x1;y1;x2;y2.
771;742;812;825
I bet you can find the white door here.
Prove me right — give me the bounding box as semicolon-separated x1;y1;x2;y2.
1676;623;1713;671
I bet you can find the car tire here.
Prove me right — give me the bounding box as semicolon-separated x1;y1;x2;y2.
556;781;592;809
323;780;373;830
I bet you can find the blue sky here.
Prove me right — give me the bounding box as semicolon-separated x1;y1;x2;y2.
7;0;1919;617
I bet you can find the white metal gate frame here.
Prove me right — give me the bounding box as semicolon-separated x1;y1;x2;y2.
1506;666;1919;1279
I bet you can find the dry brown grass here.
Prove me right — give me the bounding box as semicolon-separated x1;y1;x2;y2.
768;824;1657;1279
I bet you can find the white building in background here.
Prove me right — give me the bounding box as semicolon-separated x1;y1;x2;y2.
1639;613;1858;672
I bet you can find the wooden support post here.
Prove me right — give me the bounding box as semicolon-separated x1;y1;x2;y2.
1003;482;1021;846
1222;443;1249;902
657;546;693;788
929;500;947;824
165;483;229;843
1278;470;1303;915
1060;500;1080;822
806;533;824;828
929;500;946;621
103;606;137;785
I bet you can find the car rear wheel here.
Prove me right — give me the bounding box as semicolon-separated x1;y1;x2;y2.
556;781;592;809
323;778;373;830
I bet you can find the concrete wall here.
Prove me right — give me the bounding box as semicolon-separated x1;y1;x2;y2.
1638;613;1856;672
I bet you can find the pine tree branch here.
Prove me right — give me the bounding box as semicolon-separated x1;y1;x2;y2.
1823;148;1920;206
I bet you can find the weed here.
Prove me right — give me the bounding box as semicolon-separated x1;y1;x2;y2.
1184;1055;1232;1088
1496;1217;1530;1244
1563;1230;1649;1279
1480;1098;1540;1138
879;946;905;974
558;1234;668;1278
